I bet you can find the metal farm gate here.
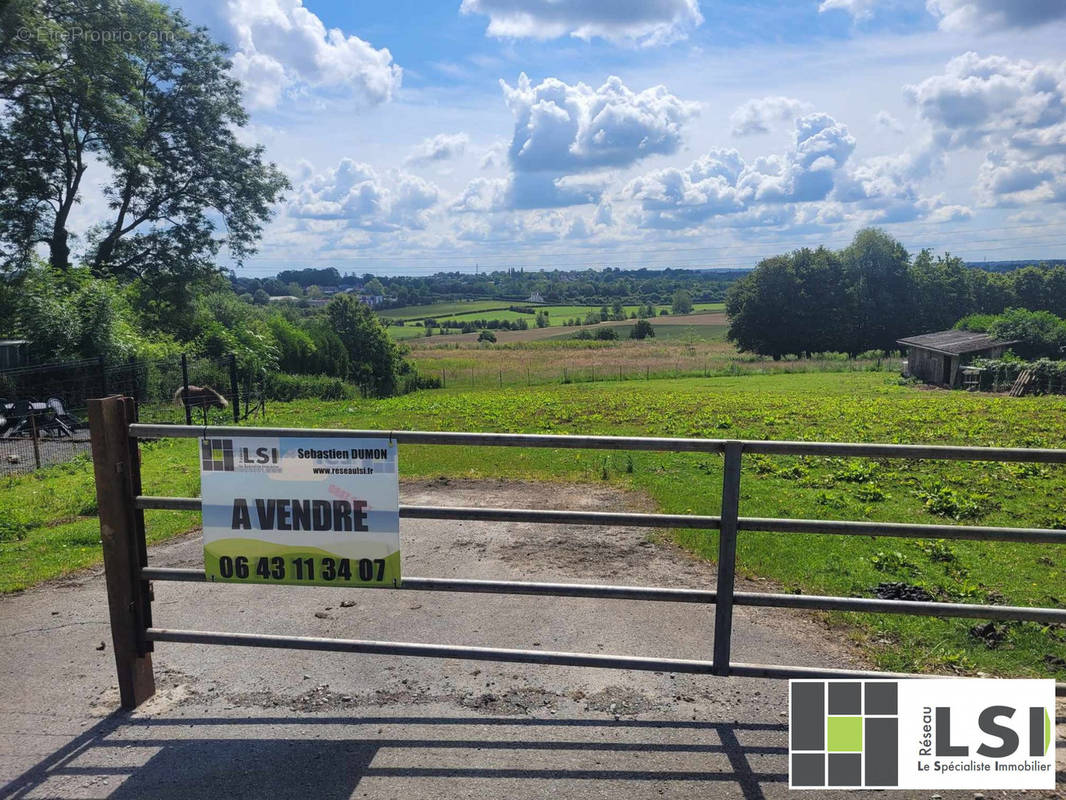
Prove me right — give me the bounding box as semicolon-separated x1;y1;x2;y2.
87;396;1066;709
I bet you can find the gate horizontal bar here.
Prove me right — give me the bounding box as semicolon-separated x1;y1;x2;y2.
130;425;731;454
127;423;1066;463
135;627;1060;691
134;496;722;530
147;626;928;680
147;627;720;673
139;568;1066;623
141;568;718;602
734;591;1066;623
737;517;1066;544
133;495;1066;544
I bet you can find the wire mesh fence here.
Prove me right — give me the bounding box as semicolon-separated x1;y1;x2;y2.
1;352;261;476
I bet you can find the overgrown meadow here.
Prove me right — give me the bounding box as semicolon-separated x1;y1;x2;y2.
2;371;1064;679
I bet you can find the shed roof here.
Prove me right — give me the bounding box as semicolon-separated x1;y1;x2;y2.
896;329;1017;356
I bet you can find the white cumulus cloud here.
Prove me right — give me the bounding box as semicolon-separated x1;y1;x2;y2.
224;0;402;109
625;114;857;228
976;150;1066;205
819;0;1066;29
459;0;703;45
289;159;439;231
906;53;1066;207
926;0;1066;31
405;133;470;166
502;73;699;174
451;73;698;211
875;110;904;133
905;52;1066;150
817;0;881;20
730;96;813;137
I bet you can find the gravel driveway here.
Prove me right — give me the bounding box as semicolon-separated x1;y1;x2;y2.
1;480;1061;799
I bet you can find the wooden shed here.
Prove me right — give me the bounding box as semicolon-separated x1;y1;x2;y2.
897;330;1016;388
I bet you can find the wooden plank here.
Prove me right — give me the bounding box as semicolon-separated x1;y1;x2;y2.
88;396;155;710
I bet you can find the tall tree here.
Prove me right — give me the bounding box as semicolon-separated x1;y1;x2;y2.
842;228;911;352
0;0;287;292
326;294;405;397
671;289;693;315
726;255;803;358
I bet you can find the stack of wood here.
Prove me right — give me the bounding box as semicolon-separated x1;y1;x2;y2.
1008;369;1035;397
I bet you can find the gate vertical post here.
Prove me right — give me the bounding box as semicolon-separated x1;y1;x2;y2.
713;440;743;676
88;396;155;709
180;353;192;426
228;353;240;424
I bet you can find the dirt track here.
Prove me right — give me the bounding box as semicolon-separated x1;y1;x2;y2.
1;480;1061;799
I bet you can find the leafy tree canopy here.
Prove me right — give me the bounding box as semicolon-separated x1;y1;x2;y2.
0;0;288;305
671;289;693;315
326;294;405;397
727;228;1066;358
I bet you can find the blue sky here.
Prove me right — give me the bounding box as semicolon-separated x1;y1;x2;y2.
165;0;1066;276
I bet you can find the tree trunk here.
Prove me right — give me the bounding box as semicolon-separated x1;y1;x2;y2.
48;164;86;270
48;208;73;269
93;233;119;273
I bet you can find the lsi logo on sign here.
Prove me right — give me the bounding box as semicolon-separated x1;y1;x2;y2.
789;679;1054;790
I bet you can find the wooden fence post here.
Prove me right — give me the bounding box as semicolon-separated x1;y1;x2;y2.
88;396;155;710
28;411;41;470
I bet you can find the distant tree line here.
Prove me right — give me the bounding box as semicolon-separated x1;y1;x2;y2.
726;229;1066;358
231;266;746;308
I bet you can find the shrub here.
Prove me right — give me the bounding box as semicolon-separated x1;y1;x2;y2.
262;373;358;401
477;329;497;343
671;289;693;315
870;550;918;575
915;483;999;520
989;308;1066;359
326;294;405;397
594;327;618;341
630;319;655;339
267;314;316;374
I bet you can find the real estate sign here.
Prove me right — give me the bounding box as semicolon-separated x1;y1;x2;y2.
200;436;400;586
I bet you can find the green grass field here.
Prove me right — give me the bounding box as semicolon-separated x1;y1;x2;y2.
406;321;885;387
2;371;1064;679
378;300;515;320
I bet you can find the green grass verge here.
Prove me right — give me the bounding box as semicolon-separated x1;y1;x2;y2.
2;371;1064;679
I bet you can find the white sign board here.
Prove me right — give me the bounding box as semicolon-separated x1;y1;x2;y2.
200;436;400;586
